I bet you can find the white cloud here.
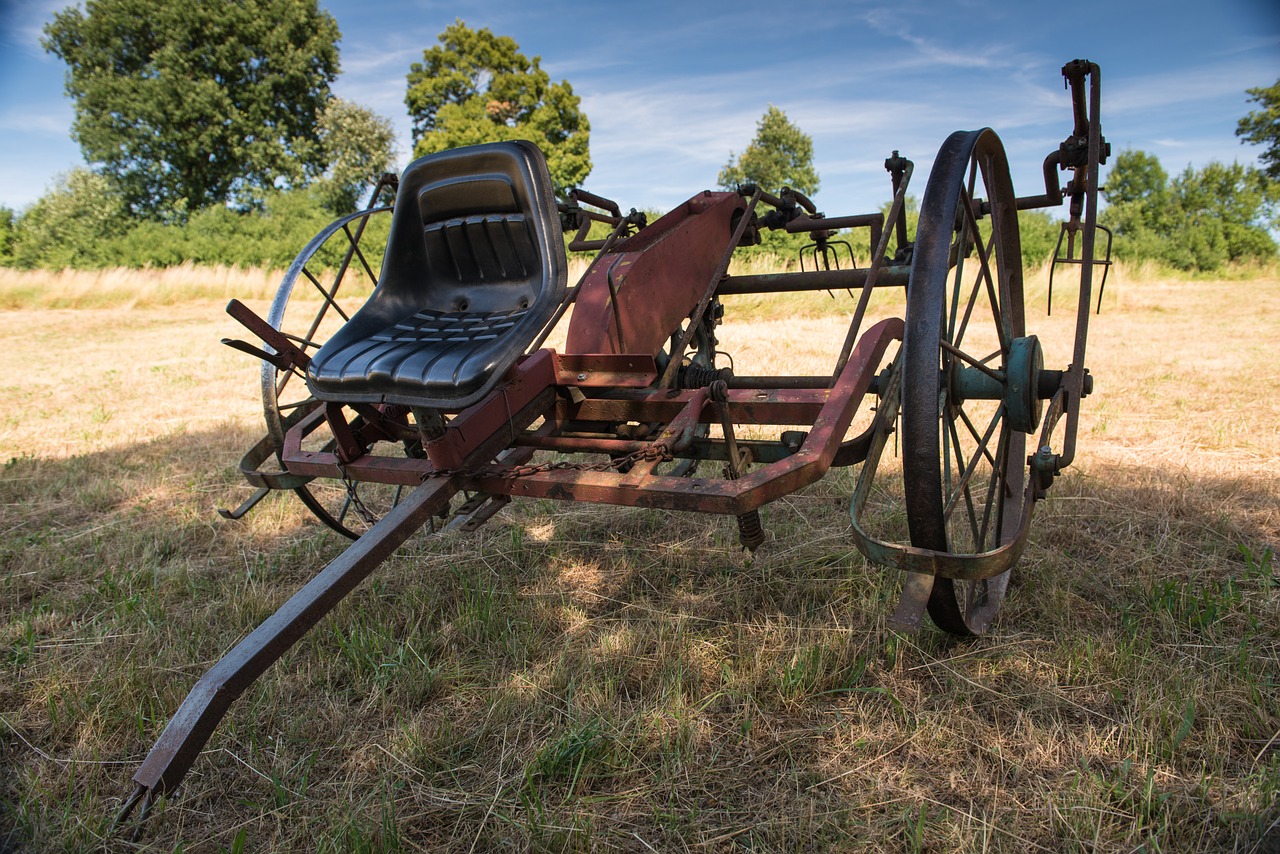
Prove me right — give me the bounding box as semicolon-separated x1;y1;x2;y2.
0;108;70;134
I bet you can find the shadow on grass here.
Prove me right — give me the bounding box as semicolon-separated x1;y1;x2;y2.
2;427;1277;850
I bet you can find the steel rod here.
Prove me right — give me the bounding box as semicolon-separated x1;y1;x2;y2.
717;266;909;295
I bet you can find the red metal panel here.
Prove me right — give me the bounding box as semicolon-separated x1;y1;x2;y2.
551;352;658;387
565;192;746;357
422;349;556;470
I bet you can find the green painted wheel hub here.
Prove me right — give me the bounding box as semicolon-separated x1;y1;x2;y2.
1005;335;1042;433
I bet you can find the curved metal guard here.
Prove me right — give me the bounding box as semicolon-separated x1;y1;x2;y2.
849;356;1037;582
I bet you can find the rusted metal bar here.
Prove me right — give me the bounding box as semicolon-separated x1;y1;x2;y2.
832;158;915;380
552;353;658;388
787;210;884;238
717;266;909;295
461;318;901;514
422;350;556;470
559;388;828;426
1056;60;1104;471
727;375;833;389
569;187;621;218
119;476;458;828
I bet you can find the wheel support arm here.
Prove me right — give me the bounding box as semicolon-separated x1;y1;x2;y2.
115;475;458;837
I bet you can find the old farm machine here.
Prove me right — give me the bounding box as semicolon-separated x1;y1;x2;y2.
117;59;1110;827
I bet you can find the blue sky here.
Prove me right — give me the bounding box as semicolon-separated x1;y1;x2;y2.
1;0;1278;216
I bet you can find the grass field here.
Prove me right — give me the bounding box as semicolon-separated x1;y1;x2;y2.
1;264;1278;852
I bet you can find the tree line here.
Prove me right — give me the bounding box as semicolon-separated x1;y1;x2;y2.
0;1;1276;275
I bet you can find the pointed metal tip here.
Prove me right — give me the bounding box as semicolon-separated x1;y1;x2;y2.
111;783;155;842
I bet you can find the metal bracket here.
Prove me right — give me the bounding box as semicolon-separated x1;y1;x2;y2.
849;354;1037;584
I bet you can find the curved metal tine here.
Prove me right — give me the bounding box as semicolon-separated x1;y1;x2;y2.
111;782;154;842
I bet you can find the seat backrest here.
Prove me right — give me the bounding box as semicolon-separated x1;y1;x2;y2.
380;141;565;317
304;141;567;411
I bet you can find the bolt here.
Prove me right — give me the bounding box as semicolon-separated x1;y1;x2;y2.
576;372;587;381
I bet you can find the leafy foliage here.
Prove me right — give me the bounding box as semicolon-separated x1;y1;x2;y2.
43;0;340;220
1236;79;1280;182
0;208;16;265
311;98;397;215
718;106;820;197
405;21;591;191
1017;210;1063;269
10;169;127;268
6;181;390;271
1102;149;1277;271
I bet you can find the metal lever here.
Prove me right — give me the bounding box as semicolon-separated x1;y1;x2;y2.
709;380;765;551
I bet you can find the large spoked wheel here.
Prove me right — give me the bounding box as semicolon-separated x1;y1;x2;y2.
902;129;1028;636
262;191;412;539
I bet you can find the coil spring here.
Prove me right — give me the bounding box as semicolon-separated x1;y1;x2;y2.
736;509;765;552
678;364;732;389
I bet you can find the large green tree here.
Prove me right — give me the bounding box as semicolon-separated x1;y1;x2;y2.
1102;149;1276;270
1237;79;1280;182
718;106;820;197
43;0;340;220
311;98;398;215
406;21;590;191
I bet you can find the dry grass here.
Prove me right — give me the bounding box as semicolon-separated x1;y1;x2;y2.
1;264;1278;852
0;264;290;310
0;259;602;313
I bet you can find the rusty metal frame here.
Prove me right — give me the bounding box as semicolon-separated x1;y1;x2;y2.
276;319;902;515
119;57;1111;838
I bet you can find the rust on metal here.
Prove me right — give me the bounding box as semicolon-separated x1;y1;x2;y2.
120;58;1111;836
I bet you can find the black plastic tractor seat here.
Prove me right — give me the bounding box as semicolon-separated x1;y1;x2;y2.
306;140;567;410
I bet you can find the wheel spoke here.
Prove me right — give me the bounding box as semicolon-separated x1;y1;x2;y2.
946;415;982;546
942;404;1000;528
955;183;1006;354
343;223;381;287
303;265;352;324
941;392;954;505
956;402;1003;473
941;340;1005;383
281;330;324;351
978;424;1011;547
